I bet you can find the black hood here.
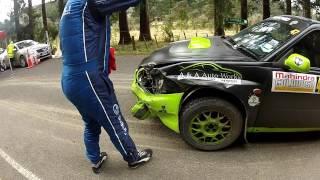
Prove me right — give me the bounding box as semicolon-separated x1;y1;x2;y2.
140;36;253;66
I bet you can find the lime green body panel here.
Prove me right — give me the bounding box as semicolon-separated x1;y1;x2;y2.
188;37;212;49
131;77;183;133
247;127;320;133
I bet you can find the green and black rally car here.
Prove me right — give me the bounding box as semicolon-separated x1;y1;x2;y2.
131;15;320;150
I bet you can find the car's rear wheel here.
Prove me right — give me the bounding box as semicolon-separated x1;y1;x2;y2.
2;62;7;70
180;97;243;151
19;56;27;68
0;64;4;72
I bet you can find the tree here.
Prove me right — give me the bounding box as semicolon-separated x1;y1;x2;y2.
263;0;270;19
214;0;225;36
303;0;311;18
119;11;132;44
42;0;49;43
171;1;190;32
13;0;21;40
58;0;64;18
285;0;292;15
139;0;152;41
240;0;248;30
27;0;34;39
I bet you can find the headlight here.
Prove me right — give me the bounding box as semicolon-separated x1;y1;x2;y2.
136;67;164;94
156;79;164;90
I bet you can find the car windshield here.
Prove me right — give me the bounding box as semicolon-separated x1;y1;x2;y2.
16;41;38;49
230;17;309;60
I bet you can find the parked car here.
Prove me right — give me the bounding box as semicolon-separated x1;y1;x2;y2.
11;40;52;67
131;15;320;151
0;48;10;71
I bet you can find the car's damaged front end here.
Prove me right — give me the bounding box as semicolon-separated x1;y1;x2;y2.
131;63;184;133
130;36;252;133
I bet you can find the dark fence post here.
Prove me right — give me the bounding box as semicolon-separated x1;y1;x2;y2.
143;35;148;50
154;35;159;48
132;36;136;51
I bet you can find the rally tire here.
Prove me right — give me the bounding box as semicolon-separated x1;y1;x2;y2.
19;56;27;68
180;97;243;151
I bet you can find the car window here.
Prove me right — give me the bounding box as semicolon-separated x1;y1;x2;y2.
231;19;309;60
16;41;37;49
291;31;320;68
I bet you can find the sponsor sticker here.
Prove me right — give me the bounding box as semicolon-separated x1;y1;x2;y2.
118;115;127;134
178;72;242;85
290;29;300;36
273;16;291;22
294;56;304;66
272;71;319;94
316;77;320;93
113;104;120;115
178;63;242;85
289;20;299;25
248;94;260;107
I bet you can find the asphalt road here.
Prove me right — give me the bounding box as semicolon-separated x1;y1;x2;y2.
1;57;320;180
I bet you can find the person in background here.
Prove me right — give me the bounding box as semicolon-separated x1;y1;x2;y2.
7;41;15;64
59;0;152;174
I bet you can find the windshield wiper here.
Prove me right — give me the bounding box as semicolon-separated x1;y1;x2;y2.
235;45;259;60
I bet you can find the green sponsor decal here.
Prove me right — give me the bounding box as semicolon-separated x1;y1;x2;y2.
180;62;242;78
247;127;320;133
178;63;243;84
188;37;212;49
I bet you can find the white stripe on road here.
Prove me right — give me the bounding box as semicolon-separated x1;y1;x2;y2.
0;148;41;180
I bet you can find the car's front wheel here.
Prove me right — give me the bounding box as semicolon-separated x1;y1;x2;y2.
180;97;243;151
19;56;27;68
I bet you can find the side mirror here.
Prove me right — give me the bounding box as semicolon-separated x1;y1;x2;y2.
284;54;310;73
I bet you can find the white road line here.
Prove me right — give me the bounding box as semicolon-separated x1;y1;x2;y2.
0;149;41;180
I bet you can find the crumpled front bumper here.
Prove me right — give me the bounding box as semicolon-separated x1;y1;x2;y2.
131;73;183;133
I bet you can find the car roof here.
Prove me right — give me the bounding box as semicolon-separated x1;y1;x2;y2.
14;40;35;45
269;15;320;25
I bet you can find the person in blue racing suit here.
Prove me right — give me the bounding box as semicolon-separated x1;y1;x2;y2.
60;0;152;173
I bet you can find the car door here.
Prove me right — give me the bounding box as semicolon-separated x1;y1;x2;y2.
255;30;320;129
13;45;19;61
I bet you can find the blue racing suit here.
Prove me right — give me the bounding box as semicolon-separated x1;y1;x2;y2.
60;0;140;164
